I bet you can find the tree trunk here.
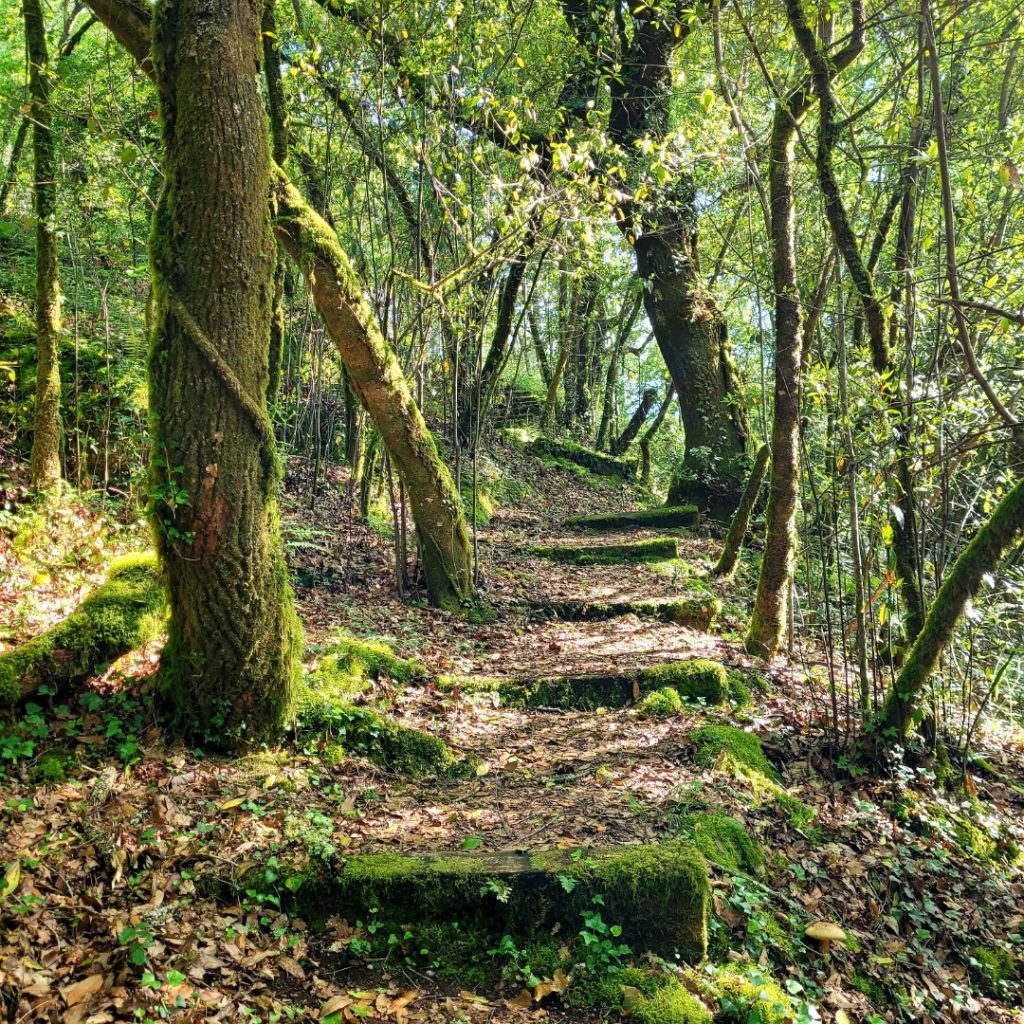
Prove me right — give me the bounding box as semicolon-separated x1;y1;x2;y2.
746;106;802;659
0;114;28;212
272;170;475;612
872;472;1024;743
714;442;770;578
632;178;749;520
24;0;63;490
149;0;299;746
612;387;658;456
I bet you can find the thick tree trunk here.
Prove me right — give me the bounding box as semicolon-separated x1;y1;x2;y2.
632;179;749;521
25;0;62;489
149;0;299;746
873;473;1024;743
272;170;475;612
746;107;802;659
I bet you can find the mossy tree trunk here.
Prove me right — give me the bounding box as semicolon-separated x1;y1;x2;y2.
271;170;474;612
149;0;299;746
745;104;803;659
79;0;476;614
25;0;62;490
872;473;1024;744
715;442;770;578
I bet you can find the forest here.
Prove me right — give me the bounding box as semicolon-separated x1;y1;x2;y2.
0;0;1022;1020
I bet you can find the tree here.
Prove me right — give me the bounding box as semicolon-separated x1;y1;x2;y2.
147;0;299;745
24;0;62;489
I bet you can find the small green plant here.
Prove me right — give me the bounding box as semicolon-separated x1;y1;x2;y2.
577;897;631;972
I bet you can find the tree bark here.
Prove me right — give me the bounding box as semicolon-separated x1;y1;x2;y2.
873;473;1024;743
149;0;300;746
612;387;658;456
271;170;475;612
746;103;803;659
715;442;770;578
24;0;63;489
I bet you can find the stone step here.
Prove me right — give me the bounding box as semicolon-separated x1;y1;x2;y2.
529;437;636;479
524;595;721;630
439;659;729;710
564;505;698;531
531;537;678;565
283;842;708;961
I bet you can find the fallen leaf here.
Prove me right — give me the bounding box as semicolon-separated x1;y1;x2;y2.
61;975;104;1007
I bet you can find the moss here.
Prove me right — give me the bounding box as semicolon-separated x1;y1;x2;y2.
702;966;793;1024
727;673;752;708
0;553;165;706
286;842;708;960
851;973;886;1006
529;436;636;479
638;687;684;718
312;634;426;698
30;749;70;785
952;817;998;860
442;661;726;711
642;661;728;704
674;813;765;876
633;979;711;1024
295;679;462;776
968;944;1016;994
664;597;722;631
691;726;779;782
565;505;699;531
531;537;678;565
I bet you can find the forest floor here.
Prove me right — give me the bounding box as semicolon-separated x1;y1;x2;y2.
1;439;1023;1024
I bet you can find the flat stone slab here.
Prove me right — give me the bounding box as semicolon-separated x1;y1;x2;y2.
530;437;636;479
286;842;708;961
439;658;728;709
531;537;678;565
526;596;721;630
564;505;699;531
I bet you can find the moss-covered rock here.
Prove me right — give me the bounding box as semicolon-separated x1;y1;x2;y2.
633;979;711;1024
691;725;780;782
30;749;71;785
286;842;708;960
0;553;165;706
637;687;685;718
529;437;636;479
295;680;464;777
311;634;427;699
531;596;720;630
968;943;1017;994
440;659;727;711
673;813;765;876
531;537;678;565
564;505;699;531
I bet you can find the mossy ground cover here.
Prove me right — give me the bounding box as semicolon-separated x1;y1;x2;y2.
564;505;699;531
528;595;721;630
531;536;678;565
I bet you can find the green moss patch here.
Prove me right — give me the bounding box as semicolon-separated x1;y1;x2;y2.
632;979;711;1024
287;842;708;961
672;813;765;876
529;437;636;479
968;944;1017;994
564;505;699;531
691;725;780;782
440;659;727;711
295;680;464;777
695;964;793;1024
0;553;165;706
531;537;678;565
637;687;684;718
310;634;427;699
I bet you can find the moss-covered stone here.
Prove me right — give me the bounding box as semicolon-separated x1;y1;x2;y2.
698;965;793;1024
691;725;779;781
673;813;765;876
529;437;636;479
30;749;71;785
440;659;727;711
295;679;463;777
528;596;719;630
287;842;708;961
0;553;165;706
637;687;684;718
531;537;678;565
311;634;427;699
968;943;1016;995
633;979;711;1024
564;505;699;531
